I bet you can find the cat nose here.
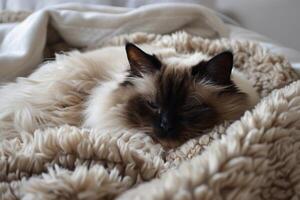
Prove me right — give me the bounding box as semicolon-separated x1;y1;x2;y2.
160;113;173;132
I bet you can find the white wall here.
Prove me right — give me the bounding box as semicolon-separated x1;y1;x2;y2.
212;0;300;51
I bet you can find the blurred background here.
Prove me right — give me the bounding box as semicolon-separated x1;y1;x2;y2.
0;0;299;51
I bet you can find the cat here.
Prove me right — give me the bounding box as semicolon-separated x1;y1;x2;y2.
84;43;259;148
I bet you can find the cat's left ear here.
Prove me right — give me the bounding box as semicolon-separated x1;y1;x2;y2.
126;43;161;76
192;51;233;85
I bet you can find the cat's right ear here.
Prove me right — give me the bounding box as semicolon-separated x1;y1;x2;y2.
126;43;161;76
192;51;233;85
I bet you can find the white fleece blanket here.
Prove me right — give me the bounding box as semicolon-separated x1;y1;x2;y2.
0;3;228;82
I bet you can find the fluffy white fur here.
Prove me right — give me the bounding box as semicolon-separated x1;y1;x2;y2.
0;45;259;140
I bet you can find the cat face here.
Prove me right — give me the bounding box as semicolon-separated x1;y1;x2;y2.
114;43;249;148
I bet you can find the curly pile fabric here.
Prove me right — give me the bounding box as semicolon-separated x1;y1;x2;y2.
0;32;299;200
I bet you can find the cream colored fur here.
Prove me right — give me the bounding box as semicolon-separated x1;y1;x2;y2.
0;44;259;140
231;69;259;106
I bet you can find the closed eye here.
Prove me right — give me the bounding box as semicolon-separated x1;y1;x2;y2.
147;100;159;110
180;105;214;123
182;104;210;112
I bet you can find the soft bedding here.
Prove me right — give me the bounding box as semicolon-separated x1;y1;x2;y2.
0;3;299;82
0;3;228;82
0;3;300;200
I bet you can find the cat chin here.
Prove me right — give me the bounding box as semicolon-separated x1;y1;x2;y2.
153;138;182;149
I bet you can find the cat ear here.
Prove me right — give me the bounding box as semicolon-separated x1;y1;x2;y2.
192;51;233;85
126;43;161;76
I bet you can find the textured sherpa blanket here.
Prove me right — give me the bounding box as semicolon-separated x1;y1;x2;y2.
0;32;300;200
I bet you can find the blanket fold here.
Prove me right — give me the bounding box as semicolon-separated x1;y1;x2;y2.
0;3;227;82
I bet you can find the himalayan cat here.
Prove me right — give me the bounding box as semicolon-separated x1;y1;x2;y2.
84;43;259;148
